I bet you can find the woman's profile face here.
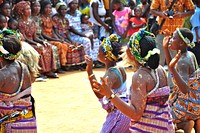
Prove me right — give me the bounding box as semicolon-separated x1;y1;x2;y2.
169;31;182;50
97;46;106;63
23;5;31;17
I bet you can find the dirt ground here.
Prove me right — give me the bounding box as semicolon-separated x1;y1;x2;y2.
32;68;110;133
32;68;194;133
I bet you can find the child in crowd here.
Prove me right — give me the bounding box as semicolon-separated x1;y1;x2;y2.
80;13;104;68
128;6;146;37
189;0;200;66
111;0;131;43
163;28;199;132
0;1;11;28
80;13;94;49
0;14;7;30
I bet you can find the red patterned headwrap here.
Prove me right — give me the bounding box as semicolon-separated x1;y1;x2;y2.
13;1;30;17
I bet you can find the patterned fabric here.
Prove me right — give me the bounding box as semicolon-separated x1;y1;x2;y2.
99;68;130;133
151;0;194;34
130;86;175;133
31;16;42;35
79;4;90;17
128;17;146;37
113;7;131;34
18;19;56;73
169;70;200;123
66;45;85;66
66;10;91;56
0;62;37;132
52;14;70;40
40;15;70;66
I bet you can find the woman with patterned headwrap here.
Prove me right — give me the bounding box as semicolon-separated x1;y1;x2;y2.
14;0;59;78
92;29;175;132
85;34;130;133
0;29;37;132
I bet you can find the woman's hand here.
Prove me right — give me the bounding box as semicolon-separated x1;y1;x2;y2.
169;50;181;72
163;29;171;49
92;77;113;98
85;55;93;72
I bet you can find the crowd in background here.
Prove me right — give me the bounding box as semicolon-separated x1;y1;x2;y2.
0;0;200;132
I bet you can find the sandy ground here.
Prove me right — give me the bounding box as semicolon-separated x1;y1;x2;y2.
32;68;109;133
32;68;194;133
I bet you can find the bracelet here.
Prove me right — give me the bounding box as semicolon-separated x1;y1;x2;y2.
108;93;115;100
88;73;94;79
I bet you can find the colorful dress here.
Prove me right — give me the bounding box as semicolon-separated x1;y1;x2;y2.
18;18;56;73
128;17;146;37
129;71;175;133
65;10;91;56
40;15;70;67
169;69;200;123
99;68;130;133
32;15;60;70
0;62;37;132
52;14;85;66
113;7;131;35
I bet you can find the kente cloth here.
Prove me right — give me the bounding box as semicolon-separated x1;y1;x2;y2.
169;69;200;123
129;86;175;133
99;68;131;133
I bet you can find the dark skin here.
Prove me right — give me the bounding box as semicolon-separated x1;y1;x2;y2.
18;5;46;53
0;15;7;29
53;5;79;45
111;2;130;38
1;2;11;17
150;4;194;20
168;51;200;133
92;45;168;121
85;45;126;99
67;1;93;40
40;4;65;43
0;59;32;94
163;29;198;94
91;0;110;32
131;7;146;29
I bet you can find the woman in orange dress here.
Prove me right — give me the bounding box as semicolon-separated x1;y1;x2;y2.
14;1;58;78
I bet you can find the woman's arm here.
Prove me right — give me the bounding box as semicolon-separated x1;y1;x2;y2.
163;29;172;65
69;26;87;37
92;72;146;120
91;2;110;31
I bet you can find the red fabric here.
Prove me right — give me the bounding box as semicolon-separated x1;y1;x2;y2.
128;17;146;37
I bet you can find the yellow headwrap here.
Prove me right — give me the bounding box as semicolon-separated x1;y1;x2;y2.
101;34;119;62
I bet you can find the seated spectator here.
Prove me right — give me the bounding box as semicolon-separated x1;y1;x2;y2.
14;1;58;79
65;0;92;57
7;17;40;82
52;2;86;68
